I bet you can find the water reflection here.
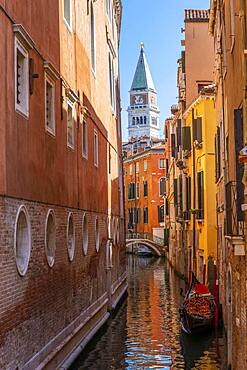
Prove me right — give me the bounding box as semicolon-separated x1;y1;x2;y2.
71;256;226;369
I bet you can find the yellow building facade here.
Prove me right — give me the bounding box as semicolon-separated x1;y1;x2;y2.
183;92;217;285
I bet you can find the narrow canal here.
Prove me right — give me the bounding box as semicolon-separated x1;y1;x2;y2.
71;256;227;369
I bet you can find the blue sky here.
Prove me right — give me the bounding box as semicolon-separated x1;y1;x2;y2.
119;0;210;140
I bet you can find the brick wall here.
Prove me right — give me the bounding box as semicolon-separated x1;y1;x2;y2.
0;196;125;368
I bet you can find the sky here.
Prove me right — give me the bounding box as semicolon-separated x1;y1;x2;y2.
119;0;210;140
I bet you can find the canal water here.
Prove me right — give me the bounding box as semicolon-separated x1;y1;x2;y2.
71;256;227;369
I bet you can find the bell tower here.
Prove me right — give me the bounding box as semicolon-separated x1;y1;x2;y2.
127;44;160;140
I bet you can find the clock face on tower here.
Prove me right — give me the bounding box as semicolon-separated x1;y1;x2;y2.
135;95;144;104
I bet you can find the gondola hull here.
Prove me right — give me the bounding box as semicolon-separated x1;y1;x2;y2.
179;273;216;334
180;307;215;334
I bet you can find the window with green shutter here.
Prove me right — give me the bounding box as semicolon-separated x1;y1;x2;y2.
193;117;202;144
182;126;191;152
197;171;204;219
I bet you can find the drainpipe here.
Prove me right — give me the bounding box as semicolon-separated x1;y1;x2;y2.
192;108;197;276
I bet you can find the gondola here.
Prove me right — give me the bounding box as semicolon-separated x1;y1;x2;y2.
179;273;216;334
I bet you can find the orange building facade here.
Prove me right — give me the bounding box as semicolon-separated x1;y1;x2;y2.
124;145;166;239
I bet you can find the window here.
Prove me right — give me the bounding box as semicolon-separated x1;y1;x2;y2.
129;164;133;175
82;120;88;158
182;126;191;152
143;160;147;171
158;205;164;223
67;100;74;148
151;117;157;126
193;117;202;144
159;158;165;169
94;129;99;167
176;119;182;147
82;213;89;255
144;116;147;125
197;171;204;220
91;2;96;72
128;208;134;229
15;38;29;117
132;117;135;125
63;0;72;29
136;182;140;199
45;210;56;267
143;181;148;197
136;162;139;173
140;117;143;125
159;177;166;196
143;207;148;224
67;213;75;261
171;133;176;157
185;176;191;220
95;217;100;252
135;208;140;224
128;183;136;200
14;205;31;276
45;76;55;134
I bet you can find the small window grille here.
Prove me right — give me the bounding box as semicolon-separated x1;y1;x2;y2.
45;78;55;134
94;129;99;167
15;39;29;117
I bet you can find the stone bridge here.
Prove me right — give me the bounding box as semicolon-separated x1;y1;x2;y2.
126;233;166;257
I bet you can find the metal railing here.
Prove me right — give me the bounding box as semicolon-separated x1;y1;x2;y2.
225;181;244;236
126;232;165;247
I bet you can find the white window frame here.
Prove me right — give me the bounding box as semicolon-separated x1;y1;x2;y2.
62;0;72;31
45;209;56;267
159;158;165;169
82;213;89;256
136;182;140;199
159;177;166;196
67;212;75;262
45;74;55;135
82;120;88;159
15;37;29;118
95;216;100;252
129;164;133;175
14;205;32;276
94;129;99;167
143;159;147;172
67;99;74;149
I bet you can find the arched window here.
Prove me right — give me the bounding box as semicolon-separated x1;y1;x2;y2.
159;177;166;196
95;216;100;252
140;116;143;125
82;213;89;255
132;117;135;125
144;116;147;125
136;117;139;125
67;213;75;261
45;210;56;267
90;2;96;72
14;205;31;276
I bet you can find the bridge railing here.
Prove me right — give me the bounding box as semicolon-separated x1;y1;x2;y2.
126;232;165;247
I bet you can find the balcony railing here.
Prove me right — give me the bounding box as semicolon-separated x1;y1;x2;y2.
225;181;244;236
